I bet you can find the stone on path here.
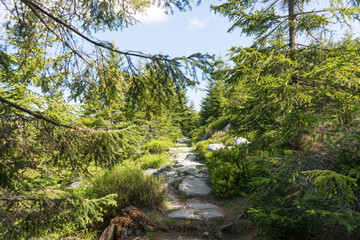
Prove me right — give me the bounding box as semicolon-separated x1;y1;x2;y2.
206;144;226;152
177;137;190;144
187;202;219;210
175;160;203;167
168;209;200;220
174;153;189;160
178;166;197;176
185;154;197;162
179;176;211;196
175;143;187;147
201;209;224;221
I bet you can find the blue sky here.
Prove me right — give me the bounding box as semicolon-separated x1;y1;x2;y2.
96;0;253;111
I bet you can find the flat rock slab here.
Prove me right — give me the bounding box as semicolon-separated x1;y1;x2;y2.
173;147;193;152
200;209;224;221
168;210;200;220
195;173;205;178
175;143;188;147
187;203;219;210
174;153;189;161
186;154;197;162
179;177;211;196
177;137;190;143
175;160;203;167
163;170;178;178
177;166;197;175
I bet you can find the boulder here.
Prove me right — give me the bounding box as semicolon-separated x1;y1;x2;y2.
234;137;251;145
179;176;211;196
206;144;226;152
198;134;209;142
222;123;232;132
168;209;200;220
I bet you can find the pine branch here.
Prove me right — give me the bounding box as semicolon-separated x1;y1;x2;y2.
0;95;93;132
0;196;70;202
20;0;188;62
24;1;100;70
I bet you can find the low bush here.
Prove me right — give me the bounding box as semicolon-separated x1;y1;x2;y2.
189;125;207;143
142;138;174;154
206;147;251;198
247;161;360;239
195;139;214;160
211;131;233;146
84;161;166;214
206;118;228;136
136;153;170;169
168;132;183;143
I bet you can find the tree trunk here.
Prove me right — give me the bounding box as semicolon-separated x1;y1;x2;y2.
288;0;298;51
288;0;299;85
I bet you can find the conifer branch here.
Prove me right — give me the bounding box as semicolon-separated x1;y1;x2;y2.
0;95;93;132
24;1;101;70
20;0;187;62
0;196;70;202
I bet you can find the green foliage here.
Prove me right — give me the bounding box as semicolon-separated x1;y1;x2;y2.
333;130;360;174
135;153;171;170
0;193;117;239
195;139;214;160
248;162;360;239
189;125;207;143
211;0;360;46
142;138;174;154
225;40;360;151
206;117;228;136
199;61;228;125
84;161;166;213
206;147;250;197
211;131;233;146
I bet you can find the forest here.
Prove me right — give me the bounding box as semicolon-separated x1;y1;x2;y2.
1;0;360;239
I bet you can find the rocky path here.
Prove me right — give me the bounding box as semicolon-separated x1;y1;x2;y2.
146;138;231;239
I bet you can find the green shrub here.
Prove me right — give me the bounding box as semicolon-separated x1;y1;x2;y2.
333;132;360;172
206;147;251;198
84;162;166;214
168;132;183;143
142;138;174;154
189;125;207;143
206;118;228;136
247;164;360;239
136;153;170;169
195;139;214;160
211;131;233;146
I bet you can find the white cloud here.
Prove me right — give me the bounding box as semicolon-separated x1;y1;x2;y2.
135;5;168;24
187;17;207;31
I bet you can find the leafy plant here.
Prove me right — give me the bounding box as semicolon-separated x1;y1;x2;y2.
84;161;166;214
195;139;214;160
135;153;171;169
206;146;250;198
248;164;360;239
142;138;174;154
